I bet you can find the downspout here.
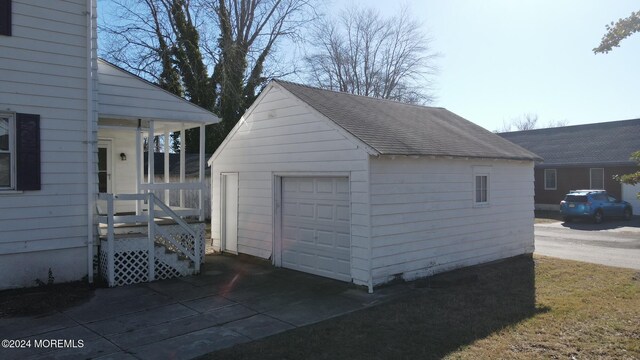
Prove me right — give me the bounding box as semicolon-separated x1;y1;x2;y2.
86;0;95;283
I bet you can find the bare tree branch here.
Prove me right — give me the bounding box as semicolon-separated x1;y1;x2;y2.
100;0;320;152
303;4;438;104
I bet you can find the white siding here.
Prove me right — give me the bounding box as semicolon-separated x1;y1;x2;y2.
622;183;640;213
369;156;535;285
210;84;371;286
97;59;218;124
0;0;92;288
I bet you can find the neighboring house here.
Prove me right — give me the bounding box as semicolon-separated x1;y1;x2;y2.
208;80;540;292
0;1;218;289
499;119;640;211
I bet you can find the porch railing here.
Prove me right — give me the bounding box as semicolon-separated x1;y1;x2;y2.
97;193;202;285
139;182;205;220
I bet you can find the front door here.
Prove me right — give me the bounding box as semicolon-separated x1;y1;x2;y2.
98;140;112;193
221;173;238;253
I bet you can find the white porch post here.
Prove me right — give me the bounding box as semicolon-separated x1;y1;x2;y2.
199;124;205;222
148;120;155;186
180;123;186;208
136;123;142;215
106;195;115;286
164;130;170;204
147;193;156;281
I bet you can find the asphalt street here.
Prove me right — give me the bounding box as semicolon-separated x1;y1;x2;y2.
535;217;640;270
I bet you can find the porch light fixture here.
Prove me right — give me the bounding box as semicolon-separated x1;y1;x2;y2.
120;153;127;161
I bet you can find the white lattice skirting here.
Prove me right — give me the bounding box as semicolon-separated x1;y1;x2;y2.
99;223;205;287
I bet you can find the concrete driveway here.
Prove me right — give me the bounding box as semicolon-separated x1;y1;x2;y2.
0;255;408;360
535;217;640;270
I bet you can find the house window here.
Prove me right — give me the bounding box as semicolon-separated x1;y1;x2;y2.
0;0;11;36
590;168;604;189
1;112;41;192
0;113;15;189
544;169;557;190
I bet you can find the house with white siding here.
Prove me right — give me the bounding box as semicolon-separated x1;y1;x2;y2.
0;0;218;289
209;80;541;292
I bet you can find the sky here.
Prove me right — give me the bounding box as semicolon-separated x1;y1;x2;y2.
343;0;640;131
98;1;640;132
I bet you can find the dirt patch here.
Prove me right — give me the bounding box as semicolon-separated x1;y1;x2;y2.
0;282;97;318
414;273;479;289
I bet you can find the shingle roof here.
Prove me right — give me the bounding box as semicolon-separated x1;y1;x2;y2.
275;81;540;161
499;119;640;166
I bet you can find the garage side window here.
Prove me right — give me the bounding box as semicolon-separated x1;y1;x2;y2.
544;169;557;190
590;168;604;189
473;166;491;207
475;175;488;204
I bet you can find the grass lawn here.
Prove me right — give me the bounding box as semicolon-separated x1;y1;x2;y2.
204;256;640;360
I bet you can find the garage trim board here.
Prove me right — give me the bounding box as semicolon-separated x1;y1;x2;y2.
273;174;352;282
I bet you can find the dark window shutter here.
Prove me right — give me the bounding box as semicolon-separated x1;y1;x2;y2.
0;0;11;36
16;113;40;191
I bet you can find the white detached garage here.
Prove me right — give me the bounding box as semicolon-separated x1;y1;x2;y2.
208;80;541;292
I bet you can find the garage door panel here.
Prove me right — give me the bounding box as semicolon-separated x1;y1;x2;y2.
298;203;315;218
336;180;350;194
316;204;334;220
283;191;348;201
317;259;349;276
281;177;351;282
284;242;348;258
316;179;334;193
317;230;337;247
300;228;316;243
336;233;350;249
284;226;348;243
336;205;350;221
282;202;296;216
298;179;314;192
282;225;297;239
283;216;348;230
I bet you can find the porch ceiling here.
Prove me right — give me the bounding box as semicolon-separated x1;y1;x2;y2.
98;59;220;127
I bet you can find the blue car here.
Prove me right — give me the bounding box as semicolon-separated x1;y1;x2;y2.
559;190;633;223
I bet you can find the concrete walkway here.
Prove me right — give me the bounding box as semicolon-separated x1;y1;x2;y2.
0;255;408;360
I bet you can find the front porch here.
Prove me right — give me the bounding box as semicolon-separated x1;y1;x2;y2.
96;120;211;287
96;60;219;287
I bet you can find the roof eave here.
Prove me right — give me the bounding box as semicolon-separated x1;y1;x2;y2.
376;153;541;162
535;161;637;168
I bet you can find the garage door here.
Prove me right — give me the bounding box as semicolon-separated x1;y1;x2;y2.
281;177;351;281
